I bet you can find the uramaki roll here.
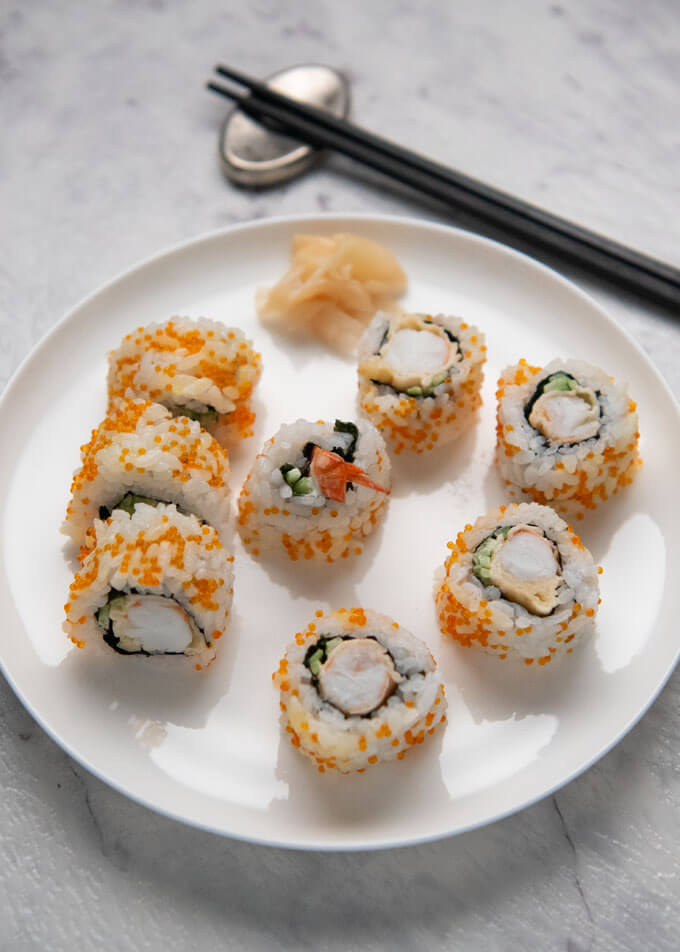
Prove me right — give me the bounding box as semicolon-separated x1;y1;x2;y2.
238;418;390;563
273;608;447;773
434;502;600;665
107;316;262;442
496;358;640;517
62;399;230;553
357;311;486;454
64;503;233;668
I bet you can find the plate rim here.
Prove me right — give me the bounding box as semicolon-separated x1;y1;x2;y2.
1;211;679;851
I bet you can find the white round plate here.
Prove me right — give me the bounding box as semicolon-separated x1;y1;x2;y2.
1;214;678;850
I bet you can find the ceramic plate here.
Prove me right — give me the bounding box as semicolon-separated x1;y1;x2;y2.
1;214;678;850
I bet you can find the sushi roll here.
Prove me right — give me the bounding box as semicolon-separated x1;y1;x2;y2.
107;317;262;442
64;503;233;667
496;358;640;516
238;418;390;562
434;502;600;665
273;608;447;773
62;399;230;552
357;312;486;453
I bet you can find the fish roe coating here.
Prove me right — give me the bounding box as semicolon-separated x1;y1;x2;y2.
63;399;231;551
107;317;262;442
63;503;234;668
357;314;486;454
433;502;600;663
273;607;447;773
496;359;641;518
237;418;391;563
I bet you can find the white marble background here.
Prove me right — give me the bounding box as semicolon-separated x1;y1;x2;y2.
1;1;678;949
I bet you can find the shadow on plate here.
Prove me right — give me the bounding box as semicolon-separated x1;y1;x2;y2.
270;715;452;831
57;604;242;740
389;424;483;500
437;627;598;725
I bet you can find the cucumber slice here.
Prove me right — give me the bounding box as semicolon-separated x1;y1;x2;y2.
95;593;128;631
115;492;159;516
543;372;575;394
471;526;511;585
179;406;220;427
284;467;302;486
307;648;324;676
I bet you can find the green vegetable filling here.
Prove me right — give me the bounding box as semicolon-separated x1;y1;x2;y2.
279;419;360;492
293;477;314;495
524;371;579;422
281;465;302;486
99;493;161;520
471;526;511;586
116;492;160;516
405;370;450;398
542;372;576;394
177;406;220;427
304;635;346;677
95;590;128;632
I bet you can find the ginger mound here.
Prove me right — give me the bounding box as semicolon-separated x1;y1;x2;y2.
256;233;407;355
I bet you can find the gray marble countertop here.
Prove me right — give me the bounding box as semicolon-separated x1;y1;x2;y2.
1;1;678;949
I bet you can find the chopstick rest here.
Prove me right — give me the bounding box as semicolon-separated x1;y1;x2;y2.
218;64;349;187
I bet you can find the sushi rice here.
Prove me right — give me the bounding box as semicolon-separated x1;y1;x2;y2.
237;418;391;562
273;608;447;773
62;399;231;553
107;316;262;442
434;502;600;664
64;503;234;668
357;312;486;453
496;358;640;517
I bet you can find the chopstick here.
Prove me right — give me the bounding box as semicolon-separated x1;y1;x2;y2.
207;67;680;309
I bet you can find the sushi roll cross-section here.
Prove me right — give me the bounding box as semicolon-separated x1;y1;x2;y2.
64;503;234;668
107;317;262;443
434;502;600;665
496;358;640;517
238;418;391;562
62;399;231;556
273;608;447;773
357;312;486;453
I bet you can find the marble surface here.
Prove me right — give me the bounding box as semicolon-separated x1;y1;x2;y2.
1;1;678;949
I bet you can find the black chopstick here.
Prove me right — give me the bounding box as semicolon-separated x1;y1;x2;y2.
208;69;680;309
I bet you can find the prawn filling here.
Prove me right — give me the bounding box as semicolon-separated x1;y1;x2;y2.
358;313;462;396
95;590;207;656
278;419;389;505
525;372;601;445
472;524;564;617
304;635;403;716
